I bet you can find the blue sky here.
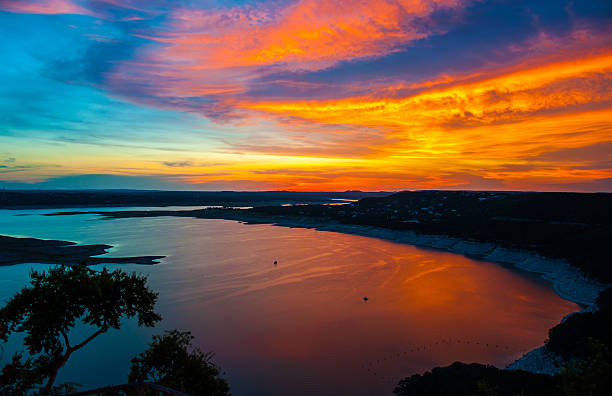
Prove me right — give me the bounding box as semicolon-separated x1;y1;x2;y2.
1;0;611;191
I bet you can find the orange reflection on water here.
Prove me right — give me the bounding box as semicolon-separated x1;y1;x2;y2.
138;219;579;395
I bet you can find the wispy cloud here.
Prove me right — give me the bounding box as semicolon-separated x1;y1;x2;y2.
149;0;466;71
162;160;192;167
104;0;471;119
0;0;94;16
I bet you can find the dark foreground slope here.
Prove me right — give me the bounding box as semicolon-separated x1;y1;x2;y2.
394;286;612;396
394;362;557;396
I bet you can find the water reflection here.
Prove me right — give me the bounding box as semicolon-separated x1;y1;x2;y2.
0;212;578;395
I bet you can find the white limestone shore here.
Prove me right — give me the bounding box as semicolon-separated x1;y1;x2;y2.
248;217;606;307
232;215;607;374
505;346;566;375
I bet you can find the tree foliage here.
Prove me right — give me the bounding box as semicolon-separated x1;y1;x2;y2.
0;352;44;395
129;330;230;396
556;339;612;396
395;287;612;396
393;362;557;396
0;265;161;394
547;287;612;359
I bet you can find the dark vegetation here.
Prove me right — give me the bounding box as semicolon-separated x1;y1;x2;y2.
393;354;612;396
0;235;164;266
247;191;612;283
0;189;388;209
0;266;230;395
0;266;160;394
393;362;557;396
547;287;612;359
555;339;612;396
129;330;230;396
394;286;612;396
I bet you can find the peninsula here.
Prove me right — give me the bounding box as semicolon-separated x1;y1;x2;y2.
0;235;164;266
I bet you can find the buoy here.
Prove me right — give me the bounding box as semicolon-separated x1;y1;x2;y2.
363;296;369;301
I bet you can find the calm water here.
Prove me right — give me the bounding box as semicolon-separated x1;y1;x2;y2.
0;208;579;395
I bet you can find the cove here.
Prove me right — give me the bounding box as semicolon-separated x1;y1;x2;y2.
0;209;578;395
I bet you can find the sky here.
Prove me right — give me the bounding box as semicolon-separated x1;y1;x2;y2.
0;0;611;191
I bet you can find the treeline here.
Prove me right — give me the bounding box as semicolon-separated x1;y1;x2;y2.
394;362;556;396
394;287;612;396
0;190;389;208
251;191;612;282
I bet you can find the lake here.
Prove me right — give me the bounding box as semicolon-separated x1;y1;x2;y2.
0;208;579;395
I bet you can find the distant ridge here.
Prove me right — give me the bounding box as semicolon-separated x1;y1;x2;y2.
0;190;392;209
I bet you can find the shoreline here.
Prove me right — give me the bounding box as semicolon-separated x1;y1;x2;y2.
45;208;610;374
194;212;607;374
211;212;606;307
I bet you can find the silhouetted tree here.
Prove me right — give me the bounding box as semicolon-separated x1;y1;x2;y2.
393;362;557;396
0;266;161;394
129;330;230;396
547;287;612;359
556;339;612;396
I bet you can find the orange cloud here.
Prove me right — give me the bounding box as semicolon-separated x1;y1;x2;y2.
4;1;610;192
247;53;612;122
102;50;612;192
149;0;465;71
112;0;468;105
196;52;611;191
245;53;612;152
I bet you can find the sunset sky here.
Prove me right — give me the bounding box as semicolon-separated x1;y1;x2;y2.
0;0;611;191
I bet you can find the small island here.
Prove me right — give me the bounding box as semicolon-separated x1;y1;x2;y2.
0;235;165;266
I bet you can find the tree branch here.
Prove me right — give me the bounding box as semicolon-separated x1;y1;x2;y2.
60;329;71;351
71;325;108;353
43;325;109;393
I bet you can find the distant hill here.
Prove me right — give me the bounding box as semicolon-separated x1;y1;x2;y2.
0;189;391;209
